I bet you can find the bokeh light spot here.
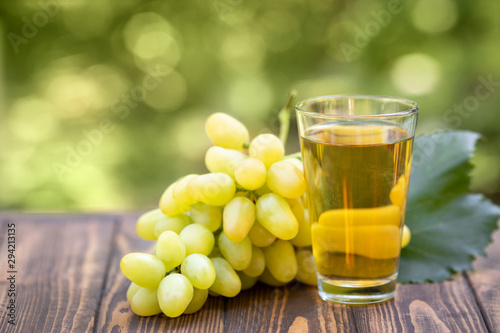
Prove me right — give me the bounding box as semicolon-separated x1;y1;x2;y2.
123;12;182;67
44;73;102;118
7;97;58;142
412;0;458;34
135;31;174;59
390;53;441;95
0;145;52;207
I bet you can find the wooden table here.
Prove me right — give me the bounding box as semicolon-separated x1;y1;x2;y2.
0;213;498;333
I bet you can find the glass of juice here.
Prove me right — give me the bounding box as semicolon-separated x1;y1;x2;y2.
296;95;418;304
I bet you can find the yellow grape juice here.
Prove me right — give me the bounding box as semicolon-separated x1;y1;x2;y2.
301;122;413;295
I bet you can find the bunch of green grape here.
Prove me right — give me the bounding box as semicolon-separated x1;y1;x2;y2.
120;112;318;318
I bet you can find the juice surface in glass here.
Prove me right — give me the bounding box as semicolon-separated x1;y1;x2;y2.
300;121;413;301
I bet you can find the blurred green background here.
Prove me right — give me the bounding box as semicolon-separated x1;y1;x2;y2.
1;0;499;211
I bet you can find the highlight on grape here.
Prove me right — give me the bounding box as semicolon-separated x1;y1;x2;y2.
120;110;412;318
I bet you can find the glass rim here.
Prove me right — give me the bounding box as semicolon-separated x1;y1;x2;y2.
295;94;419;118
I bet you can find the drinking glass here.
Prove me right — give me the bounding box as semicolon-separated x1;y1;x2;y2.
296;95;418;304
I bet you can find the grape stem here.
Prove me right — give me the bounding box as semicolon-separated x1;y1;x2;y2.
278;90;297;145
167;267;180;275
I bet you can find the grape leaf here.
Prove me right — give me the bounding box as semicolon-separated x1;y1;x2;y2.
399;131;500;283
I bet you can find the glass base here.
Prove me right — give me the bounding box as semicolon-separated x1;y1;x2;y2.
317;273;397;305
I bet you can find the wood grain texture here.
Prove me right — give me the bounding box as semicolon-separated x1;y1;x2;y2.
0;215;116;333
223;282;356;333
352;274;488;333
468;219;500;332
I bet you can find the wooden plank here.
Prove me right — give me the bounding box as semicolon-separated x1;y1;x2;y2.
97;215;357;332
351;274;488;332
0;215;116;333
223;282;356;332
468;219;500;332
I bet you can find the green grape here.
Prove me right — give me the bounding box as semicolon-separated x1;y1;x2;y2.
157;273;194;318
173;174;198;206
248;220;276;247
262;240;297;283
267;160;306;199
223;197;255;242
205;112;249;151
190;202;222;232
179;223;215;256
120;253;166;289
295;249;317;286
258;268;288;287
242;246;265;277
218;232;252;271
283;157;304;173
402;224;411;248
187;173;236;206
234;158;267;190
249;134;284;168
236;271;258;290
159;182;190;216
209;257;241;297
181;253;216;290
205;146;246;179
126;282;162;316
154;214;192;238
288;199;312;247
155;231;186;270
136;208;164;240
184;288;209;314
127;282;141;301
256;193;299;240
